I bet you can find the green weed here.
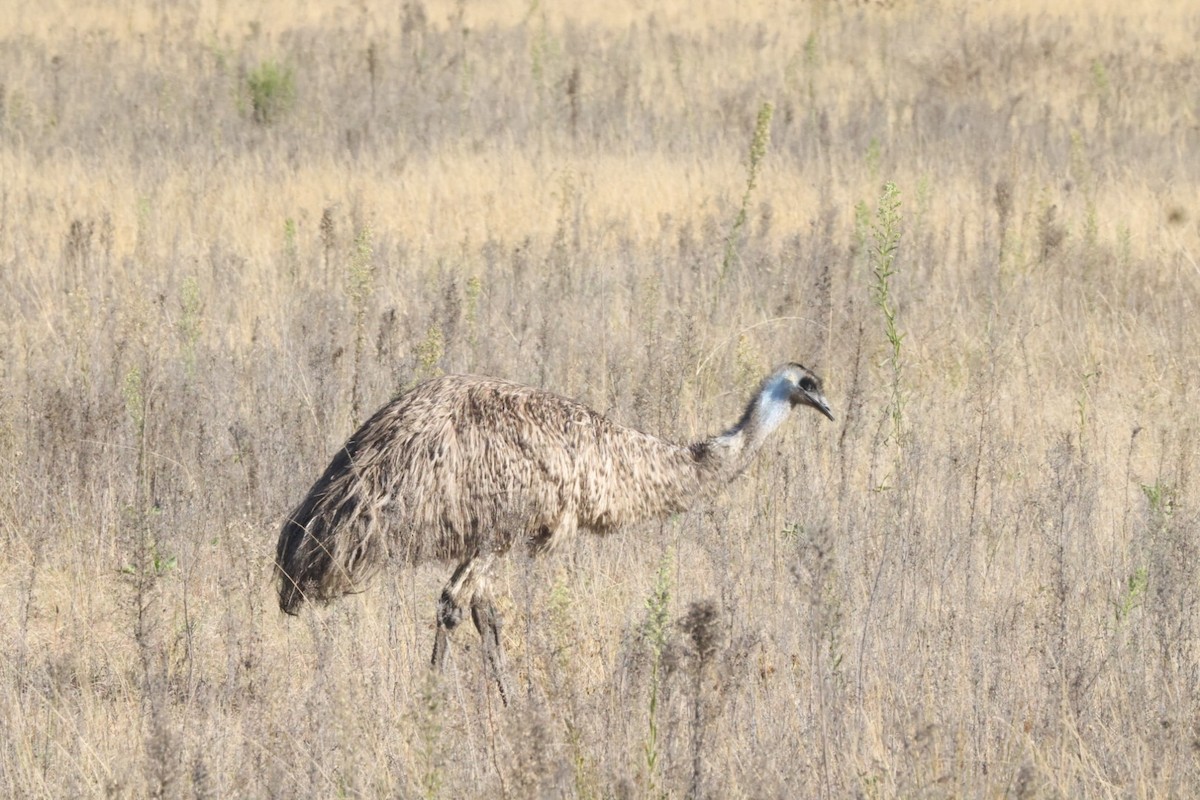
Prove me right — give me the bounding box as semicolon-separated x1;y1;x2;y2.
1115;565;1148;623
641;552;672;796
283;217;299;277
177;276;202;375
869;181;905;448
411;670;445;800
348;225;375;423
415;323;445;380
244;60;295;124
1141;481;1176;520
464;275;483;345
721;101;774;282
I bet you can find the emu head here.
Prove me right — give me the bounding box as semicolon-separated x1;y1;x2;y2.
780;363;834;421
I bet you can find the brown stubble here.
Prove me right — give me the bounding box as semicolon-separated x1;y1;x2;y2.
2;0;1199;797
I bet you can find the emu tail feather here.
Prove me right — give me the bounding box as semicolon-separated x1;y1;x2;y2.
276;489;335;615
275;446;386;614
276;506;316;615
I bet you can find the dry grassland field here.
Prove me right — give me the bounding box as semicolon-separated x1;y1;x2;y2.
3;0;1200;797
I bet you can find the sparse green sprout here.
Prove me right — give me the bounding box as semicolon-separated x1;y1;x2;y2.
915;173;932;225
123;365;145;433
803;31;819;68
411;670;445;800
121;545;176;579
177;276;202;373
134;196;153;260
527;4;559;90
1084;200;1099;254
464;275;483;342
1116;565;1148;623
347;225;375;308
1075;365;1100;446
1091;59;1110;97
283;217;299;276
548;574;574;669
1117;224;1133;270
865;137;882;181
550;169;576;275
1068;130;1092;196
853;199;871;268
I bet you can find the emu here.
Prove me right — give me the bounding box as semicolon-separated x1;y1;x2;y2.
276;363;833;704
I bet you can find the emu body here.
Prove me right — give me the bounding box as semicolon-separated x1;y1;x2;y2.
277;363;833;704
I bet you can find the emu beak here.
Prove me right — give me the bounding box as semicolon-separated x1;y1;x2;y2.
798;388;833;421
812;395;834;421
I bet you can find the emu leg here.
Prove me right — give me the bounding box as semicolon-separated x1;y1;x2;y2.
429;555;509;704
471;595;511;706
431;588;464;670
431;560;472;670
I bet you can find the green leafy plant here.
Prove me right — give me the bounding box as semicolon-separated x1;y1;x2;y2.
415;323;445;380
464;275;483;345
121;538;176;578
1075;364;1100;448
547;575;599;796
641;552;672;795
1116;565;1148;623
721;101;774;281
411;670;445;800
865;137;882;182
123;364;150;502
1141;481;1176;520
283;217;299;277
869;181;905;448
177;276;202;375
347;225;375;423
853;199;872;270
245;60;295;124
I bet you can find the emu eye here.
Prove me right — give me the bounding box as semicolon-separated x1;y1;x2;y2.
800;377;817;392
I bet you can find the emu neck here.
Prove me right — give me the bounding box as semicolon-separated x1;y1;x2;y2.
702;377;792;477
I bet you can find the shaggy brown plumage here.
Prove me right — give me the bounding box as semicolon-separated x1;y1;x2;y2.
276;363;833;704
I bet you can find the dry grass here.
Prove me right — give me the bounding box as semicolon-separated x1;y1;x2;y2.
2;0;1199;796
